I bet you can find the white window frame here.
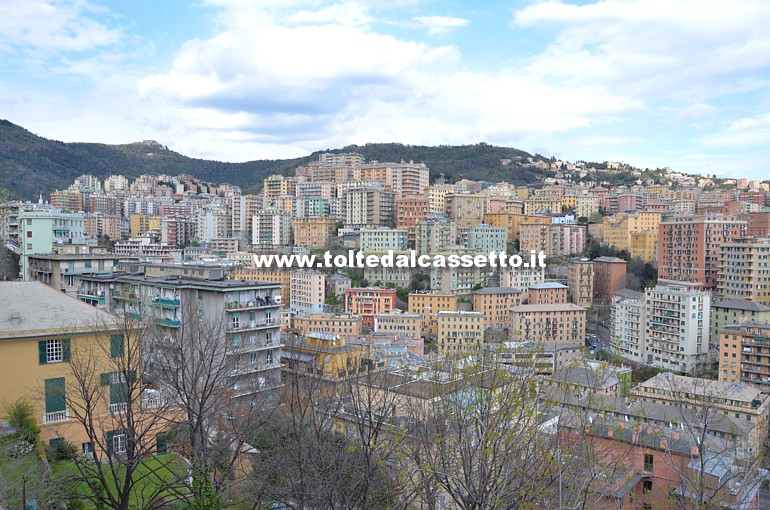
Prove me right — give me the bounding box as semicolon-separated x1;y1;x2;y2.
113;433;126;454
46;339;63;363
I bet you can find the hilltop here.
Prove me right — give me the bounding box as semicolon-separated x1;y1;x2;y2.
0;119;633;200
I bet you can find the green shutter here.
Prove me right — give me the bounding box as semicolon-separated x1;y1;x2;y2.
110;382;128;405
110;335;125;358
100;373;111;386
39;341;47;365
44;378;65;413
127;370;137;384
62;339;70;362
49;437;64;448
156;433;167;455
106;430;114;455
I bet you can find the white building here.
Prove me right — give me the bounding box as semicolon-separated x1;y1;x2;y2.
290;270;326;316
460;224;506;253
252;210;291;247
359;228;408;251
610;289;646;364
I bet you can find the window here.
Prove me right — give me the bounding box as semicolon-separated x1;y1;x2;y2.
644;453;654;472
82;442;94;457
113;432;126;454
39;339;70;364
643;480;653;494
44;377;66;415
233;334;241;348
266;350;274;364
110;334;125;358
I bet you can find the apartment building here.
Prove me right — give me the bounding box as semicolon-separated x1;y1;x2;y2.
160;217;195;247
500;264;545;296
195;206;232;243
263;175;297;205
0;281;128;453
711;299;770;341
746;211;770;238
353;161;430;197
644;285;710;373
293;313;362;337
610;289;646;364
430;251;486;294
575;195;599;219
593;256;628;303
437;311;485;355
601;211;661;252
292;217;337;248
395;196;430;245
295;196;331;218
229;267;290;309
719;323;770;391
460;224;506;253
408;291;458;336
426;185;456;214
567;258;594;307
326;274;352;299
415;215;456;256
343;188;395;229
658;214;747;288
631;372;770;459
523;197;561;215
252;210;291;247
18;208;87;278
27;253;122;297
717;237;770;305
629;230;657;263
509;303;586;344
374;309;422;340
108;271;284;399
527;282;568;305
472;287;523;328
344;287;397;328
359;228;408;251
281;332;362;381
444;193;484;230
129;213;161;237
290;270;326;316
363;250;414;288
519;224;586;259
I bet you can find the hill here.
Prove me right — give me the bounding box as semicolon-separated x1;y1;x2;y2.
0;119;557;200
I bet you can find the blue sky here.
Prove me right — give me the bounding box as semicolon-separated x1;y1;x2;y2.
2;0;770;180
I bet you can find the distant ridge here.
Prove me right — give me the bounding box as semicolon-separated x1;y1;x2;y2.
0;119;560;200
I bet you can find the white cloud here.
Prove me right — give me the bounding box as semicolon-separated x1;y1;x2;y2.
413;16;470;35
705;112;770;147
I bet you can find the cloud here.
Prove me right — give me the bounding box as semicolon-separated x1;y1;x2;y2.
705;112;770;147
413;16;470;35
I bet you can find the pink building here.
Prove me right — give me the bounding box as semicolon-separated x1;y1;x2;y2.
561;225;587;257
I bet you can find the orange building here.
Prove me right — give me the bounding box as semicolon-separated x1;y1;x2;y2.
395;196;430;246
471;287;523;328
408;292;458;336
593;257;628;304
293;313;363;336
344;288;397;328
293;217;337;248
527;282;568;305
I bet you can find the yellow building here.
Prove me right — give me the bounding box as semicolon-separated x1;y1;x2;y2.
561;194;577;210
426;185;455;214
281;332;362;380
293;217;338;248
483;213;517;241
575;195;599;219
437;311;485;356
601;211;661;252
408;292;458;336
524;197;562;216
567;258;594;307
509;303;586;344
444;193;485;230
374;309;422;339
0;282;129;453
629;230;657;263
129;213;161;237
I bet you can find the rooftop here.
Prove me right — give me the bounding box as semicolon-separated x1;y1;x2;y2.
472;286;523;295
528;282;568;290
511;303;586;312
713;299;770;312
0;281;116;339
593;256;627;264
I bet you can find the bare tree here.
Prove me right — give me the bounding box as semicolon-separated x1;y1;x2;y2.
64;311;187;510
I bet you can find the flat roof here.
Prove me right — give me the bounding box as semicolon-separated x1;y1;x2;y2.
713;299;770;312
511;303;586;312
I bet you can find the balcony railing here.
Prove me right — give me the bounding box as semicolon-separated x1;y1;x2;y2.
44;411;68;424
156;318;182;328
108;402;128;415
141;392;165;410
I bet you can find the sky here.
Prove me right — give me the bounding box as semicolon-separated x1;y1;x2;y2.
2;0;770;180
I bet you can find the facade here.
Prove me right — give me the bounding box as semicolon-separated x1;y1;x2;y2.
395;196;430;246
344;188;395;229
408;292;458;336
344;287;397;328
293;313;362;337
229;268;291;309
629;230;657;263
509;303;586;344
252;210;292;247
444;193;484;230
281;332;363;381
593;256;628;304
326;274;352;299
610;289;647;364
711;299;770;341
374;309;422;340
719;323;770;391
129;213;161;237
471;287;523;328
415;215;456;256
437;311;485;356
290;270;326;316
527;282;568;305
644;285;711;373
0;281;126;452
717;237;770;305
459;224;506;253
27;253;122;297
363;250;414;288
499;265;545;296
18;208;87;279
658;214;747;288
359;228;408;251
567;258;594;307
430;251;486;294
292;217;337;248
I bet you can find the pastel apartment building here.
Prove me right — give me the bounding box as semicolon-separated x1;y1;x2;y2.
593;256;628;304
344;287;397;328
290;270;326;316
437;310;485;355
567;258;594;307
527;282;568;305
408;291;458;336
509;303;586;344
472;287;523;328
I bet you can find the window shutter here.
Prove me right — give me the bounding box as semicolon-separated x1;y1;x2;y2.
110;382;128;405
62;339;70;362
127;370;137;384
39;341;47;365
156;433;167;455
44;377;65;413
106;431;114;455
100;373;111;386
110;335;125;358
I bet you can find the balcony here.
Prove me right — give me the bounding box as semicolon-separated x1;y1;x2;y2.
225;298;278;311
43;411;69;424
156;317;182;328
230;361;282;377
228;320;276;332
141;390;166;410
152;297;180;308
108;402;128;415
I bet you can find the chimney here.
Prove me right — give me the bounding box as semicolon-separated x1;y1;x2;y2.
607;427;614;437
691;444;700;457
659;438;668;450
673;430;680;441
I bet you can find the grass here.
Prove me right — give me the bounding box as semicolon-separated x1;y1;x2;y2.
52;454;189;509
